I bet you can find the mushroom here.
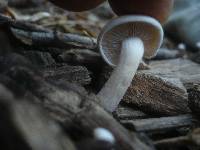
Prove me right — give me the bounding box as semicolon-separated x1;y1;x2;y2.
108;0;174;24
49;0;105;12
97;15;163;112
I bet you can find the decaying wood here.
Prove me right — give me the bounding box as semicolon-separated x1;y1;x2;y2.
120;114;195;132
11;27;97;49
58;48;102;66
148;59;200;88
0;54;152;150
120;59;200;115
22;51;56;67
190;128;200;146
0;29;13;54
154;128;200;148
0;14;97;49
154;136;191;148
114;105;148;120
0;85;76;150
43;64;91;85
188;84;200;116
124;72;189;115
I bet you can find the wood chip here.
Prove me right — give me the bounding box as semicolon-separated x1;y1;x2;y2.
121;114;195;132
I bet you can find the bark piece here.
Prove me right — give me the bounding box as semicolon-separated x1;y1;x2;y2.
121;114;195;132
149;59;200;89
0;53;34;73
13;100;76;150
188;84;200;116
124;59;200;115
22;51;55;67
0;29;12;55
124;73;189;115
114;105;148;120
154;128;200;148
10;26;97;49
0;85;30;150
0;14;97;49
154;136;191;148
0;84;76;150
43;64;91;85
58;48;102;66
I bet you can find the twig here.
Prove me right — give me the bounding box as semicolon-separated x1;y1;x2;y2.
0;14;97;49
154;136;191;148
121;115;195;132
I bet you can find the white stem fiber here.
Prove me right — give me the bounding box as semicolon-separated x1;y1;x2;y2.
97;37;144;112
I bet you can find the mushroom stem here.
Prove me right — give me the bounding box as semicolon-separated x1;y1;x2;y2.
97;37;144;112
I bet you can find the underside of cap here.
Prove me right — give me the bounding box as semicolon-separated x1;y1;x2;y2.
98;15;164;67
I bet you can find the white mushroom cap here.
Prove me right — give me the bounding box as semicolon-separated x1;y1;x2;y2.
98;15;163;67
